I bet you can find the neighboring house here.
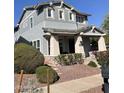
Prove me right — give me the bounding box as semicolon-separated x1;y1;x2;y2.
14;1;106;57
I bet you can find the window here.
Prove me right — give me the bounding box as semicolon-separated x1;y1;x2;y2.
47;8;53;18
69;12;74;21
30;17;33;28
70;13;72;20
37;40;40;47
76;15;84;23
59;10;64;20
33;41;36;47
32;40;40;51
48;9;51;17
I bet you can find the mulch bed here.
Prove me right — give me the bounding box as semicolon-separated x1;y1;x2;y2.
15;64;101;92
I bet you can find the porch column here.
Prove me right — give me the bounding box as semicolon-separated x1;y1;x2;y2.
75;35;85;56
98;36;107;51
50;35;60;56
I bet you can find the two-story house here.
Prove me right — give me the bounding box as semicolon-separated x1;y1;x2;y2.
14;1;106;57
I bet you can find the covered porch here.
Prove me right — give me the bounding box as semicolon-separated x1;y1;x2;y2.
43;26;106;57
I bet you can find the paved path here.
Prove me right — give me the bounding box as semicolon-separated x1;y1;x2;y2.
41;74;103;93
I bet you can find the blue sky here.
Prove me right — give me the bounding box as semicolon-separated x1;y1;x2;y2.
14;0;109;27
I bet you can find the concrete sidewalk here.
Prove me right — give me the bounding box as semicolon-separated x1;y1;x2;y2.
41;74;103;93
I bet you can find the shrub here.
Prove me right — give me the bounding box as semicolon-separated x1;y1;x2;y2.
94;51;109;66
14;43;44;74
36;66;59;84
55;53;84;66
88;61;97;67
74;53;84;64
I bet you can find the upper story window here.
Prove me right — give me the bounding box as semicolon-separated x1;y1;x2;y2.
30;17;33;28
76;15;84;23
59;10;64;20
69;12;74;21
47;8;54;18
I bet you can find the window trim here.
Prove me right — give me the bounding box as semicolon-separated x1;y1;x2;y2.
58;9;65;20
30;17;33;28
46;8;54;18
76;15;84;23
32;39;41;51
69;12;74;21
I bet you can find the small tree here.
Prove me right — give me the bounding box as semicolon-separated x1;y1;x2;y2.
101;14;109;45
102;15;109;33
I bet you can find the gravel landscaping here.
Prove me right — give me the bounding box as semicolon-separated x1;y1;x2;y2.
15;64;101;93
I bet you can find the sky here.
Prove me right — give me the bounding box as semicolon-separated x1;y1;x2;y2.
14;0;109;27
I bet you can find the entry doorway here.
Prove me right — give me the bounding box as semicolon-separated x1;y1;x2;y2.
59;37;75;54
90;37;98;51
69;38;75;53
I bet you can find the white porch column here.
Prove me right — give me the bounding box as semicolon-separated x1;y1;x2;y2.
75;35;85;56
98;36;107;51
50;35;60;56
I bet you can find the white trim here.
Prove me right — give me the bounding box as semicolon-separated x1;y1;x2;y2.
20;10;36;25
29;16;33;29
46;8;54;19
49;2;53;6
76;15;84;23
59;1;64;8
68;11;74;21
32;39;41;51
58;9;65;20
91;26;96;32
71;7;74;10
82;33;106;36
23;8;26;10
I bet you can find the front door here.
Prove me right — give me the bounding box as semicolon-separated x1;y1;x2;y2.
69;38;75;53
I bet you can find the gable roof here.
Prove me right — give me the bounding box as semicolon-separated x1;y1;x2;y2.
16;1;91;26
80;26;105;36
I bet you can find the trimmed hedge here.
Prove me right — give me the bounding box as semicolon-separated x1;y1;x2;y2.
36;66;59;84
88;61;97;67
55;53;84;66
14;43;44;74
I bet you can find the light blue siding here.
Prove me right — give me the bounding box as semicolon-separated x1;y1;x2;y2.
15;3;88;55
